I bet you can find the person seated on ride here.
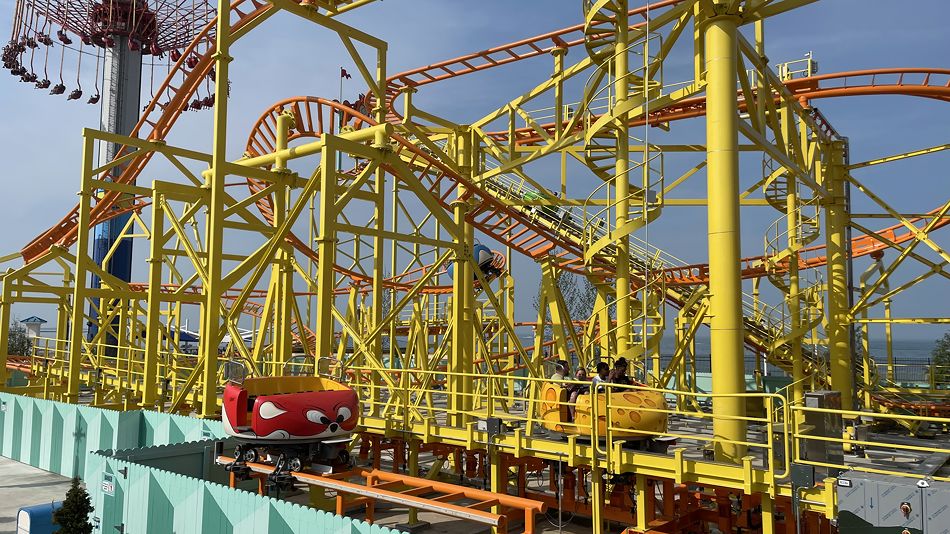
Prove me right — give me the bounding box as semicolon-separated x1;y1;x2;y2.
607;357;632;386
522;189;560;220
550;360;570;381
568;367;591;417
522;189;544;217
571;368;589;393
590;361;610;392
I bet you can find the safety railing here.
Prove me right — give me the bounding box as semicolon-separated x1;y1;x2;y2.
396;298;450;323
29;336;153;384
346;365;790;478
523;24;667;128
13;335;247;404
790;404;950;482
874;361;950;391
775;53;819;81
763;204;822;264
521;54;809;130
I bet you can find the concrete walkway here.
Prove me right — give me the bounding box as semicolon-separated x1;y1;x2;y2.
0;456;72;533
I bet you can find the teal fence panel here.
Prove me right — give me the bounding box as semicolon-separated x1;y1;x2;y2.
0;393;228;480
139;409;226;446
1;393;400;533
110;441;220;480
0;393;137;479
89;451;403;534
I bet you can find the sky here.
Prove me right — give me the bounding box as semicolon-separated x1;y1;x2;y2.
0;0;947;343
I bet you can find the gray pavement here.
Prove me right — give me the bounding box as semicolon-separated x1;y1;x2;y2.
0;456;72;533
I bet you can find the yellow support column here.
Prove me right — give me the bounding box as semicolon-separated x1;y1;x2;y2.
762;491;775;534
56;268;72;374
314;145;338;367
613;4;633;365
370;164;386;413
824;140;854;410
67;134;97;403
272;112;295;372
704;4;747;463
489;442;504;534
141;191;164;408
398;439;429;530
595;283;613;360
787;184;804;418
0;274;10;387
367;43;389;411
635;474;649;531
449;129;474;427
371;44;389;398
590;464;605;534
197;0;232;418
885;299;894;383
859;294;872;408
503;252;515;394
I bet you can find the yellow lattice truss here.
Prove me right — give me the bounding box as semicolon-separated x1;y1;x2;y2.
2;1;950;532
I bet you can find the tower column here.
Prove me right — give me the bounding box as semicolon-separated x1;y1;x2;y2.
89;33;143;342
704;6;747;463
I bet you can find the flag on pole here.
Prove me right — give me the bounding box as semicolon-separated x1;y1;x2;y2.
340;67;352;79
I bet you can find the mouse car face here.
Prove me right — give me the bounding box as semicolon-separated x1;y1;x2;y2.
252;389;359;440
221;387;357;441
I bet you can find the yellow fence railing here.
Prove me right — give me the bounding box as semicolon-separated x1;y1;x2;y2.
11;339;950;487
345;365;790;479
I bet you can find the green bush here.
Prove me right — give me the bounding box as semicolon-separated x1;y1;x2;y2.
7;322;32;356
930;332;950;387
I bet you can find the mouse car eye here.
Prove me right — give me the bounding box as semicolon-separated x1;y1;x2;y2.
306;410;330;425
337;406;352;422
258;401;286;420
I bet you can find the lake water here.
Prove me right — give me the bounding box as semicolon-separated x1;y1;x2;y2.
516;332;941;381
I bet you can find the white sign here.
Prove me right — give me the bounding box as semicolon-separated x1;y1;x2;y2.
102;474;115;496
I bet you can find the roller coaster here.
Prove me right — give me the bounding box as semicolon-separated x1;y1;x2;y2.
2;1;950;532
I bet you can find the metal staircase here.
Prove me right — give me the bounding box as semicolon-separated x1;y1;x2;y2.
577;0;666;372
758;153;827;383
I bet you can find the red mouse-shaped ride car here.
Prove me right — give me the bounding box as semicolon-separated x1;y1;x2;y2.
223;376;359;443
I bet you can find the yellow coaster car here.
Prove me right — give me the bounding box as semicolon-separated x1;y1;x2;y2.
539;382;668;439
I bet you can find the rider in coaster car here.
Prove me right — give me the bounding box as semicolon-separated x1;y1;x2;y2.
608;357;633;386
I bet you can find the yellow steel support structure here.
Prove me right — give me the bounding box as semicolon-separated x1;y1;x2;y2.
270;112;296;374
4;1;950;532
787;160;804;417
315;145;338;368
824;140;855;410
703;2;747;463
67;135;101;404
197;0;233;418
141;188;165;409
449;129;475;428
